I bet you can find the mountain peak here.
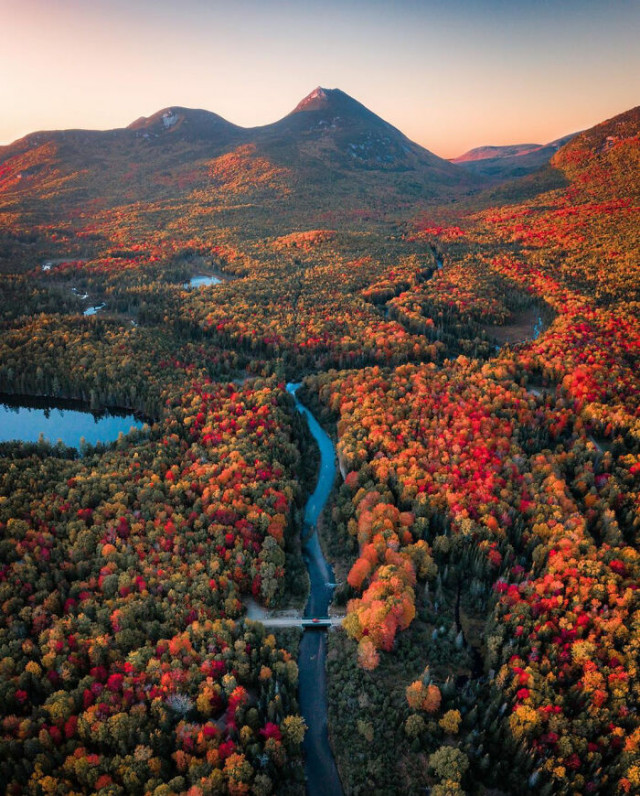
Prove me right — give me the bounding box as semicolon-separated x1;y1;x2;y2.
127;107;183;131
292;86;339;113
125;107;241;144
289;86;379;118
286;86;394;129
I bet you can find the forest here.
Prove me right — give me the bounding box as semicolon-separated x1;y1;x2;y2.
0;98;638;795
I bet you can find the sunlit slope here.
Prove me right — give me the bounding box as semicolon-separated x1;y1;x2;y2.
473;105;640;302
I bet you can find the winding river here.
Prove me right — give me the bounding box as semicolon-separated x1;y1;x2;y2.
287;383;344;796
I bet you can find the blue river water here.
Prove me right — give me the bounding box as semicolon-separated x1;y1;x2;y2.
287;382;344;796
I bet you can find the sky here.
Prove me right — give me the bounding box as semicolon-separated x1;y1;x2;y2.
2;0;639;158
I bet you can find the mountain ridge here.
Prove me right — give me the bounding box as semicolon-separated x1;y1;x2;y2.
0;87;475;223
0;87;461;181
451;133;579;180
453;143;545;163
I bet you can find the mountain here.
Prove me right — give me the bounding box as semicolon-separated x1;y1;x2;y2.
0;107;246;215
470;104;639;304
0;88;476;250
127;107;243;144
240;86;473;212
0;108;243;172
453;143;543;162
475;105;640;206
258;86;460;176
452;133;577;180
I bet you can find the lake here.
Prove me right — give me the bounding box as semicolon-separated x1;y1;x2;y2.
0;398;144;448
183;275;222;289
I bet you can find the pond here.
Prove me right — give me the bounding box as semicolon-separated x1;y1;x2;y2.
0;398;145;448
83;303;106;317
183;275;222;289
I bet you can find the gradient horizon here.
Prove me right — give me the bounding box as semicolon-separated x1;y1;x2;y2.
2;0;639;158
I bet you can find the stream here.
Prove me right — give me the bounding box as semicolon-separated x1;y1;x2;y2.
287;383;344;796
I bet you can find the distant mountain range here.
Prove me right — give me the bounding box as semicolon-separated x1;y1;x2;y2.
452;133;578;179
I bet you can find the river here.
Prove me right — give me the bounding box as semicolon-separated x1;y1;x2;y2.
287;383;344;796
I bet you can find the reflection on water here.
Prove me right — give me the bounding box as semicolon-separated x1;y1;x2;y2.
0;399;144;447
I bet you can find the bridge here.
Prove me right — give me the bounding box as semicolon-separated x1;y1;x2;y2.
242;597;344;629
243;612;343;630
301;618;335;629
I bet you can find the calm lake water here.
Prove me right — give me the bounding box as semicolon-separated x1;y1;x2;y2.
0;400;144;447
183;275;222;289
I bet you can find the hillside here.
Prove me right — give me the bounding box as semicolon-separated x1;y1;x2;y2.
473;105;640;302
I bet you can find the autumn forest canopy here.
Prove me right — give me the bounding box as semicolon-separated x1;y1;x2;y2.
0;88;639;795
